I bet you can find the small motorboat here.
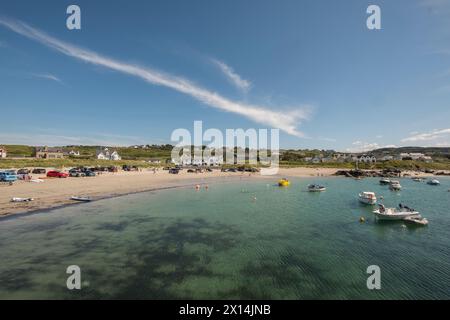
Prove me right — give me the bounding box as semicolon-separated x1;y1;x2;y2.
379;178;391;185
403;216;428;226
427;179;440;185
373;204;421;220
278;178;290;187
11;197;34;202
412;177;423;182
308;184;326;192
70;196;92;202
358;192;377;205
389;180;402;191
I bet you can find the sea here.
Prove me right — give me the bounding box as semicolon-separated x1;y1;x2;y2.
0;177;449;299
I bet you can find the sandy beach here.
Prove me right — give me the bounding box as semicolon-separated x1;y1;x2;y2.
0;167;439;217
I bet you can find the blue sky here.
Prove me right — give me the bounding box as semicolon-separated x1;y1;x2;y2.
1;0;450;151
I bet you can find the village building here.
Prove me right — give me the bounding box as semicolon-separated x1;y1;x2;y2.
0;146;6;158
357;155;377;163
35;146;65;159
399;153;432;162
68;150;80;156
96;148;121;161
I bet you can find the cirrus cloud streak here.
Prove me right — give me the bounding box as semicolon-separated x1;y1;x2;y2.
0;17;311;137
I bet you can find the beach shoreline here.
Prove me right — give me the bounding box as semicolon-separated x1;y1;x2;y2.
0;167;440;218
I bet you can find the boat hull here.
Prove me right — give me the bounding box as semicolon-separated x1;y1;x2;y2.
373;210;420;221
359;198;377;205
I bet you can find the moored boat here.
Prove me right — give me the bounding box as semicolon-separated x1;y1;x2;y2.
379;178;391;185
373;204;421;220
427;179;440;185
403;216;429;226
278;178;290;187
308;184;326;192
358;192;377;205
389;180;402;191
71;196;92;202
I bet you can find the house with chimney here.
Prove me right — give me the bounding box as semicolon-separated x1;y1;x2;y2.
35;146;64;159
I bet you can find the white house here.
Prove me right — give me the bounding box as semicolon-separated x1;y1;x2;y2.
399;153;432;161
172;154;223;166
68;150;80;156
0;146;6;158
357;155;377;163
96;148;121;161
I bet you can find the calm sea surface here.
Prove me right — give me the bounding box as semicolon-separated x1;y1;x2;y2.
0;177;449;299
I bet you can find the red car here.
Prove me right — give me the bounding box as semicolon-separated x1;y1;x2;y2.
46;170;69;178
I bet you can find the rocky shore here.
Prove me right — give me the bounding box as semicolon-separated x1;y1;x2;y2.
333;168;450;178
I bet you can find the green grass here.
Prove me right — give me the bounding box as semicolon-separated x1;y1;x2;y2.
1;145;35;157
0;144;172;160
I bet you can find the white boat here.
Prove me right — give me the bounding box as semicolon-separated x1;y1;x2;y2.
11;197;34;202
373;204;421;220
358;192;377;205
379;178;391;185
308;184;326;192
412;177;423;182
427;179;440;185
70;196;92;202
389;180;402;191
403;216;429;226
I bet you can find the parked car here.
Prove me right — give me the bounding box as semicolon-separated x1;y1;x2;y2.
187;169;195;173
0;171;17;183
32;168;46;174
206;168;213;172
84;170;96;177
69;169;85;177
17;168;30;175
169;168;179;174
108;166;118;172
47;170;69;178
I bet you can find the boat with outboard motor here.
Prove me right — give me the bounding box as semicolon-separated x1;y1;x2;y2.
373;204;421;220
358;191;377;205
308;184;326;192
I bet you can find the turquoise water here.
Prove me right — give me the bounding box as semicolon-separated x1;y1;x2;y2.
0;177;449;299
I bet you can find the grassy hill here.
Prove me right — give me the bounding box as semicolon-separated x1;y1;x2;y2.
1;144;173;160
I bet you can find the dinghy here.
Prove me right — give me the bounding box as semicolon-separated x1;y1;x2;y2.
403;216;428;226
70;196;92;202
308;184;326;192
11;197;34;202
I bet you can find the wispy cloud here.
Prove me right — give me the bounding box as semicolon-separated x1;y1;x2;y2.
31;73;63;84
401;128;450;142
211;59;251;93
0;17;311;137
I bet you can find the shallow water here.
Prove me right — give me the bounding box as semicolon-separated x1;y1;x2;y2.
0;177;449;299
